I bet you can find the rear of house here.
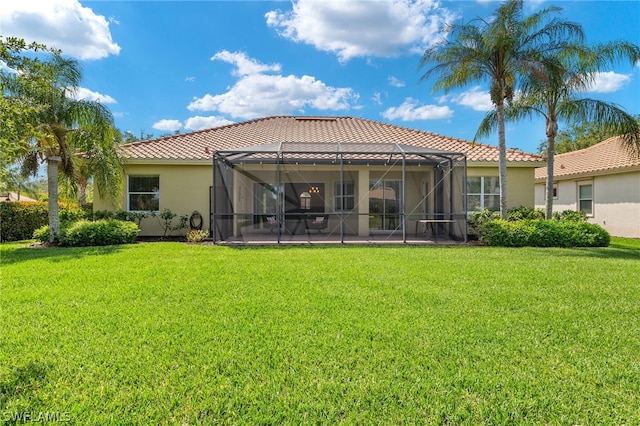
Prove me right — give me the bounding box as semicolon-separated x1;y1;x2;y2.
94;116;544;242
535;136;640;238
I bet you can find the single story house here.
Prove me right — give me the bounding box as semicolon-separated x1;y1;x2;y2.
535;136;640;238
94;116;544;243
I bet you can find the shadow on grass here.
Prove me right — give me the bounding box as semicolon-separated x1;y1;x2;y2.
0;243;126;267
0;361;49;417
550;244;640;261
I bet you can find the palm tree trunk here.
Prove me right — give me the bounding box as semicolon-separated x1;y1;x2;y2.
545;136;555;219
47;156;61;243
78;182;87;204
497;101;508;220
545;117;558;220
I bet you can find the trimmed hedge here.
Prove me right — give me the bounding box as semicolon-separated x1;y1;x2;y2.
33;220;139;247
480;219;610;247
0;202;90;242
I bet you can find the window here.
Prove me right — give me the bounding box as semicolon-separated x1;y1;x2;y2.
578;183;593;215
467;176;500;211
334;181;355;211
128;175;159;211
369;180;402;231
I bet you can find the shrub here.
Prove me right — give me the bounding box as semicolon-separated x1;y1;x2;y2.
1;202;49;241
34;220;139;246
552;210;588;222
0;201;93;242
60;220;139;246
186;229;209;243
33;225;52;243
157;209;188;237
507;206;545;221
480;219;609;247
467;208;499;239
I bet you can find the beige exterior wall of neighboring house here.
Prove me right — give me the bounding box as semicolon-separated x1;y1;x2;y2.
535;171;640;238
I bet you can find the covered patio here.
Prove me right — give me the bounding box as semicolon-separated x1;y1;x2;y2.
212;142;467;244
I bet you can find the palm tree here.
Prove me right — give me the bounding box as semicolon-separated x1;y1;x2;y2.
6;54;123;242
419;0;584;219
477;41;640;218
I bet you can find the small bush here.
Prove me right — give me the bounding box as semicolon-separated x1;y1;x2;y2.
507;206;545;221
480;219;609;247
34;220;139;246
61;220;139;246
553;210;588;222
186;229;209;242
33;225;51;243
467;208;499;239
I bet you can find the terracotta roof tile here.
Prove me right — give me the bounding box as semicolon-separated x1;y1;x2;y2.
534;136;640;181
122;116;544;164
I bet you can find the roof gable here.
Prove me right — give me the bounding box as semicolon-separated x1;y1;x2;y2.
122;116;544;164
535;136;640;181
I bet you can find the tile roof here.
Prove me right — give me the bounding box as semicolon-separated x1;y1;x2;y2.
122;116;544;164
534;136;640;181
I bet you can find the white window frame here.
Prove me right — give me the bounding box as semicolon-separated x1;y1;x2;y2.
577;181;593;217
127;175;160;212
467;176;500;212
334;180;355;212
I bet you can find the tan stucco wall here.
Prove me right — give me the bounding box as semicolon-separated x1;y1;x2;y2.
535;171;640;238
94;163;212;236
467;166;536;209
95;162;538;237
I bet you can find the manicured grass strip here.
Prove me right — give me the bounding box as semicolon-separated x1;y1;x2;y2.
1;240;639;424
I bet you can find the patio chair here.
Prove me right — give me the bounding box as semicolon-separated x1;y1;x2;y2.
305;215;328;233
264;215;281;233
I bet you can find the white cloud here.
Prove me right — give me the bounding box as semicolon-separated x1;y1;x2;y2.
265;0;455;62
211;50;281;77
388;76;406;88
382;98;453;121
1;0;120;60
372;92;383;105
586;71;631;94
71;87;117;104
184;116;234;131
187;51;358;119
152;119;182;132
185;76;196;82
450;86;493;111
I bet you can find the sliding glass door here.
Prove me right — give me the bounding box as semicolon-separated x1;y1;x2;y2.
369;180;402;231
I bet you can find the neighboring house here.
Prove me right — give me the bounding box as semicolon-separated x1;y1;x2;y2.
535;136;640;238
94;116;544;242
0;192;37;202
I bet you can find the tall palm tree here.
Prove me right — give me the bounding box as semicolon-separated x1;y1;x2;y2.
477;41;640;218
419;0;584;219
6;54;123;242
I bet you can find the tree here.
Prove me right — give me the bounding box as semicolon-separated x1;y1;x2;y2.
419;0;583;219
0;164;41;200
478;39;640;218
1;39;123;242
537;115;640;154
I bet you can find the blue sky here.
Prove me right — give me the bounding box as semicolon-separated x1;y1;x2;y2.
2;0;639;154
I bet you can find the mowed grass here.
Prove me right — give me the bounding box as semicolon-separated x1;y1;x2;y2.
1;239;639;425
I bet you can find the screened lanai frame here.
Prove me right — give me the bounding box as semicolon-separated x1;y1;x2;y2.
212;142;467;244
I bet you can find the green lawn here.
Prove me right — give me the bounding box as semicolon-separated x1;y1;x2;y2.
1;239;639;424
